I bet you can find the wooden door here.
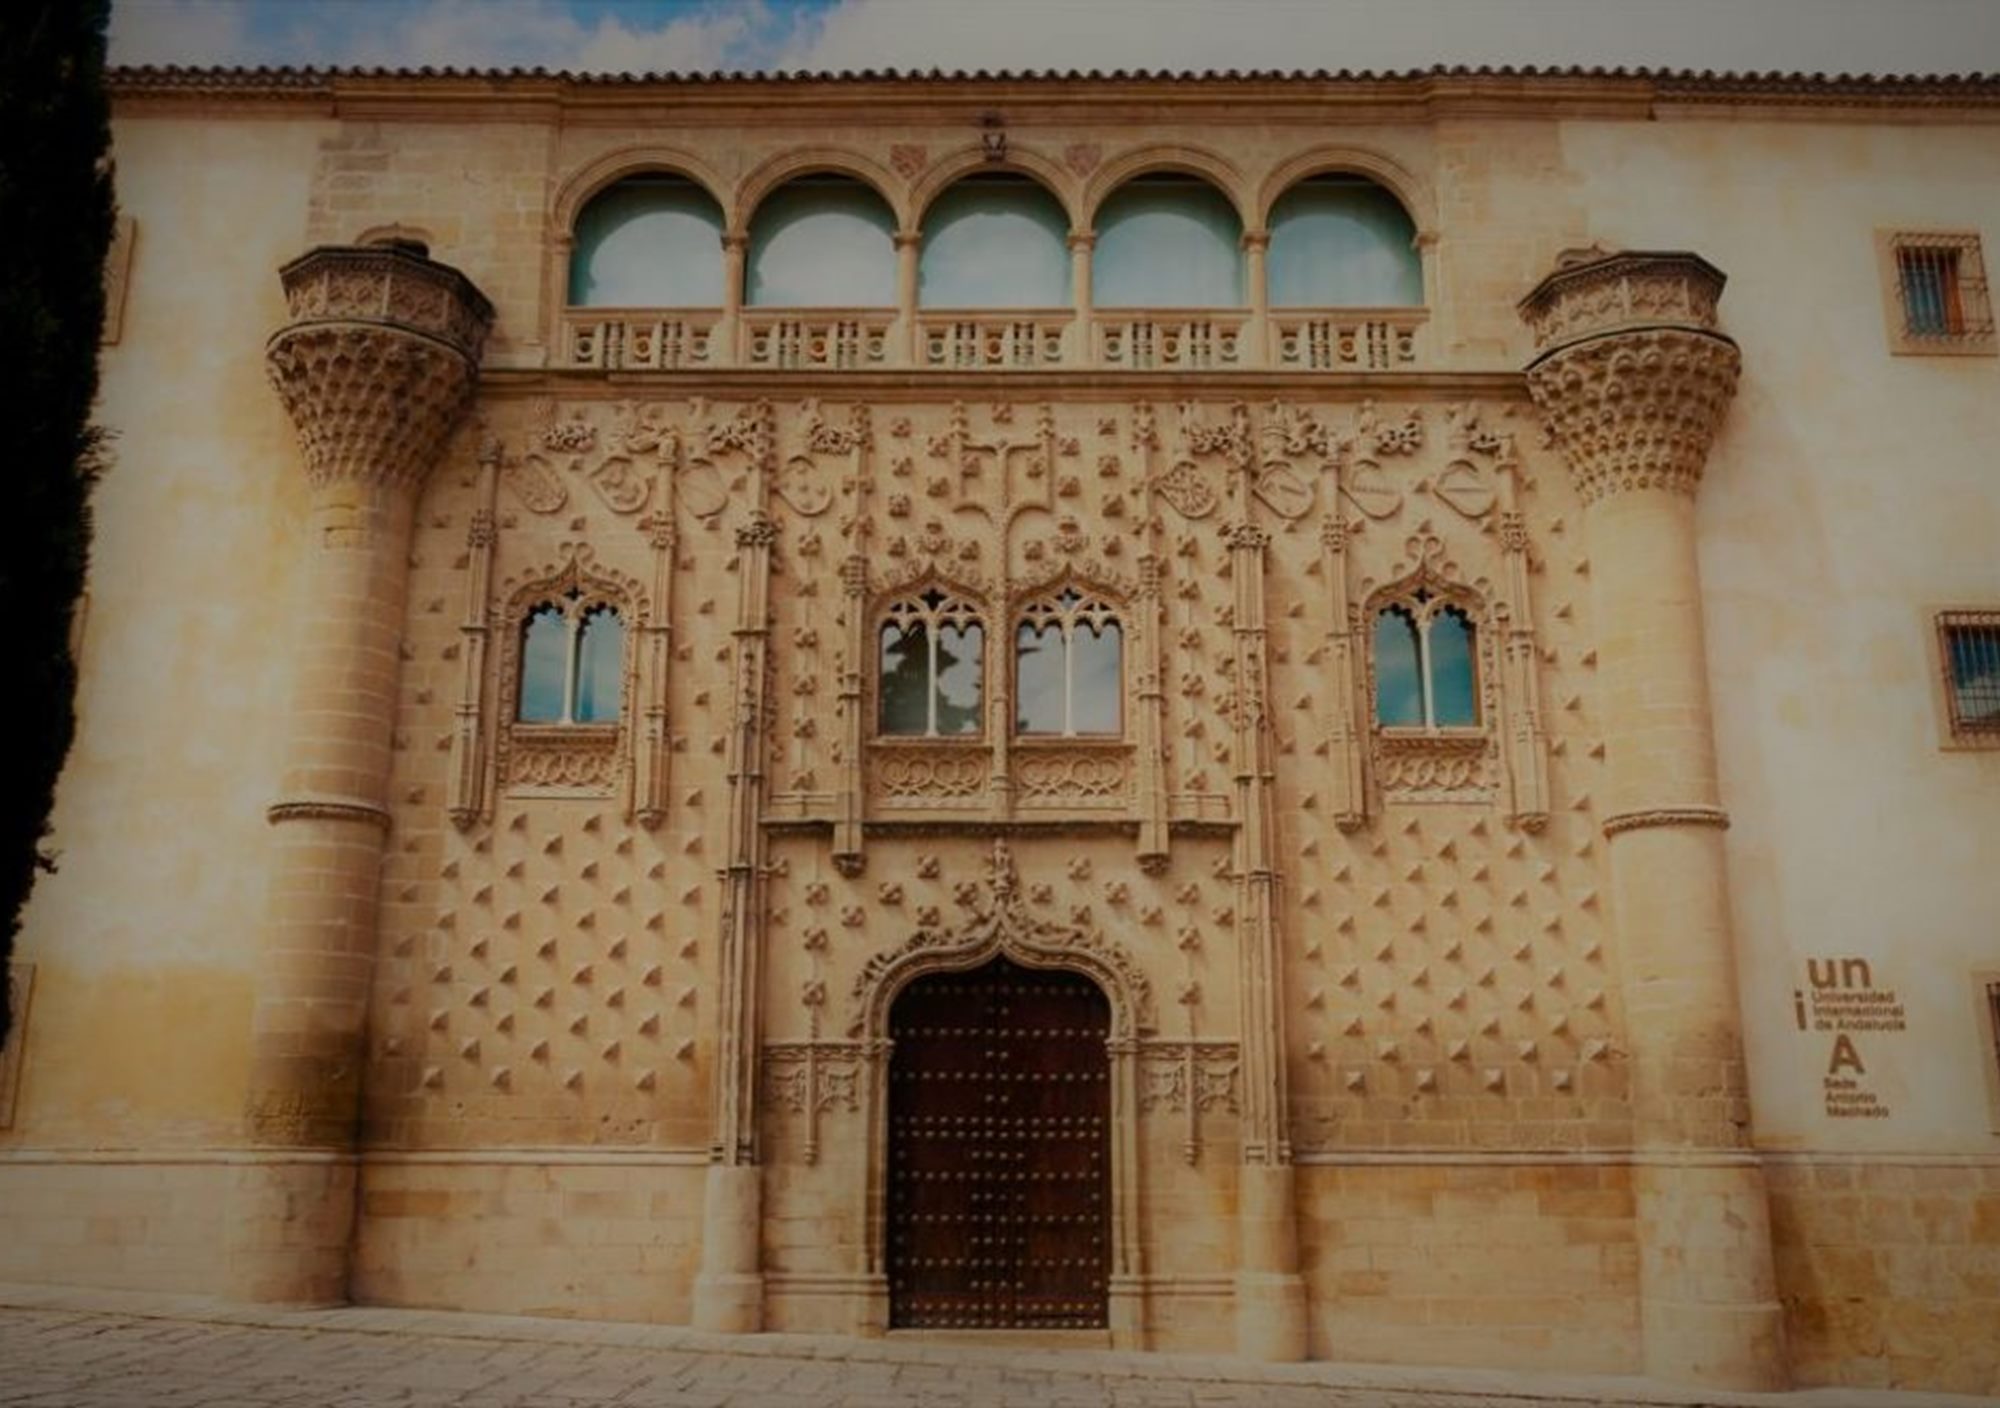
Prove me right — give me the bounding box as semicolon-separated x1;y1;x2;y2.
887;957;1110;1329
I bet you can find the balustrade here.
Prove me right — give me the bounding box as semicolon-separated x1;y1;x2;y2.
555;305;1428;371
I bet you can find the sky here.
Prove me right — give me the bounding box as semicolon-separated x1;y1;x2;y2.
106;0;2000;76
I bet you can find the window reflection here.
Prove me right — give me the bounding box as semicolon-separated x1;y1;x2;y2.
748;175;897;308
518;593;625;726
519;606;570;723
1268;176;1422;307
1373;607;1424;727
919;175;1070;308
568;176;726;308
1093;174;1243;309
1016;588;1123;736
1374;592;1478;729
879;589;986;737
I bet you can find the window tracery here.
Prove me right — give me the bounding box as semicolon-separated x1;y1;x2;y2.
1015;588;1124;737
877;587;985;738
518;590;626;725
1372;588;1478;730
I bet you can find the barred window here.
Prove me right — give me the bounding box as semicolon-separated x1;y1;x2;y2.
1880;231;1995;355
1938;610;2000;743
879;589;985;737
1016;589;1123;736
518;590;625;725
1374;590;1478;728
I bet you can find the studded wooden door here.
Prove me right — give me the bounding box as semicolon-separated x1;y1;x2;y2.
887;957;1111;1329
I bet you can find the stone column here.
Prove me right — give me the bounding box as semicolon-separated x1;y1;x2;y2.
1241;229;1270;366
1068;230;1096;366
720;232;747;365
1519;250;1785;1390
239;242;491;1302
894;230;922;366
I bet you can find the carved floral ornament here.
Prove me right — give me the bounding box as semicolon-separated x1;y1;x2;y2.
847;839;1156;1041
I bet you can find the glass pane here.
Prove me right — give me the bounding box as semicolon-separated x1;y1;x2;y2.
747;176;897;307
1429;609;1478;726
1948;625;2000;724
1373;608;1423;726
1070;620;1123;734
919;175;1070;308
1093;174;1243;309
879;620;932;735
519;607;569;722
933;621;984;735
573;607;624;723
1268;177;1422;307
1015;621;1067;734
1900;248;1961;335
568;177;726;308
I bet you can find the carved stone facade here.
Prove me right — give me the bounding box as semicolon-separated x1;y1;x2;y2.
6;65;2000;1400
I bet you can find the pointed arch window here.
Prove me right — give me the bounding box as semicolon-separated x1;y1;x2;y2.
1373;589;1477;728
1016;588;1123;736
518;589;626;725
879;589;985;737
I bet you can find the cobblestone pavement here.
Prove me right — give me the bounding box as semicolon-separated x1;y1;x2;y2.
0;1288;1986;1408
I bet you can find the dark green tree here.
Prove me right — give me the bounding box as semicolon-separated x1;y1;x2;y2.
0;0;114;1044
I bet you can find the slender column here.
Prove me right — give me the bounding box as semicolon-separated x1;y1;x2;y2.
247;242;491;1302
1068;230;1096;366
833;553;869;874
1225;514;1307;1361
695;404;778;1332
1319;501;1367;832
720;232;747;366
1521;250;1785;1390
1493;457;1552;831
634;510;676;827
1241;229;1271;367
894;230;922;366
446;440;498;829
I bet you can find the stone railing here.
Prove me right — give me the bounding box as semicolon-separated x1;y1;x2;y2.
1269;309;1425;370
552;305;1433;372
916;311;1070;369
560;309;719;370
741;310;896;370
1092;310;1249;370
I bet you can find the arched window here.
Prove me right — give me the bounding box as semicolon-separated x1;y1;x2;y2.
879;589;985;737
747;174;897;308
919;174;1070;308
1016;589;1123;736
1373;589;1477;728
1093;174;1243;309
517;589;625;724
567;175;726;308
1268;176;1422;307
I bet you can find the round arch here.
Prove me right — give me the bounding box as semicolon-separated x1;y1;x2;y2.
550;145;731;236
908;145;1082;232
1081;142;1249;231
733;147;907;238
1254;145;1435;239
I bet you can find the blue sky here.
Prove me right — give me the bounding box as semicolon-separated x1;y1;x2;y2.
108;0;2000;75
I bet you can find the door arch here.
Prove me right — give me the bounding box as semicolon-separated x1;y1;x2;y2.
886;956;1110;1329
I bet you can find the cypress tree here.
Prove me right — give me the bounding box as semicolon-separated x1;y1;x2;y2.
0;0;114;1044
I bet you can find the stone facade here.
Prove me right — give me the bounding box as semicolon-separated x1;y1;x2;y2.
2;66;1997;1397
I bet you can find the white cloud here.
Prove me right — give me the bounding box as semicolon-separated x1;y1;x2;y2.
106;0;2000;74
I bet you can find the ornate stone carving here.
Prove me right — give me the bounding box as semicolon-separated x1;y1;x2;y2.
265;244;492;489
1601;804;1731;837
871;745;988;806
847;840;1156;1039
504;724;621;792
1012;743;1133;807
1521;251;1741;506
1373;732;1496;803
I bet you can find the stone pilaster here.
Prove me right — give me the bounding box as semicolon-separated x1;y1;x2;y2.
1520;250;1785;1390
240;242;491;1302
